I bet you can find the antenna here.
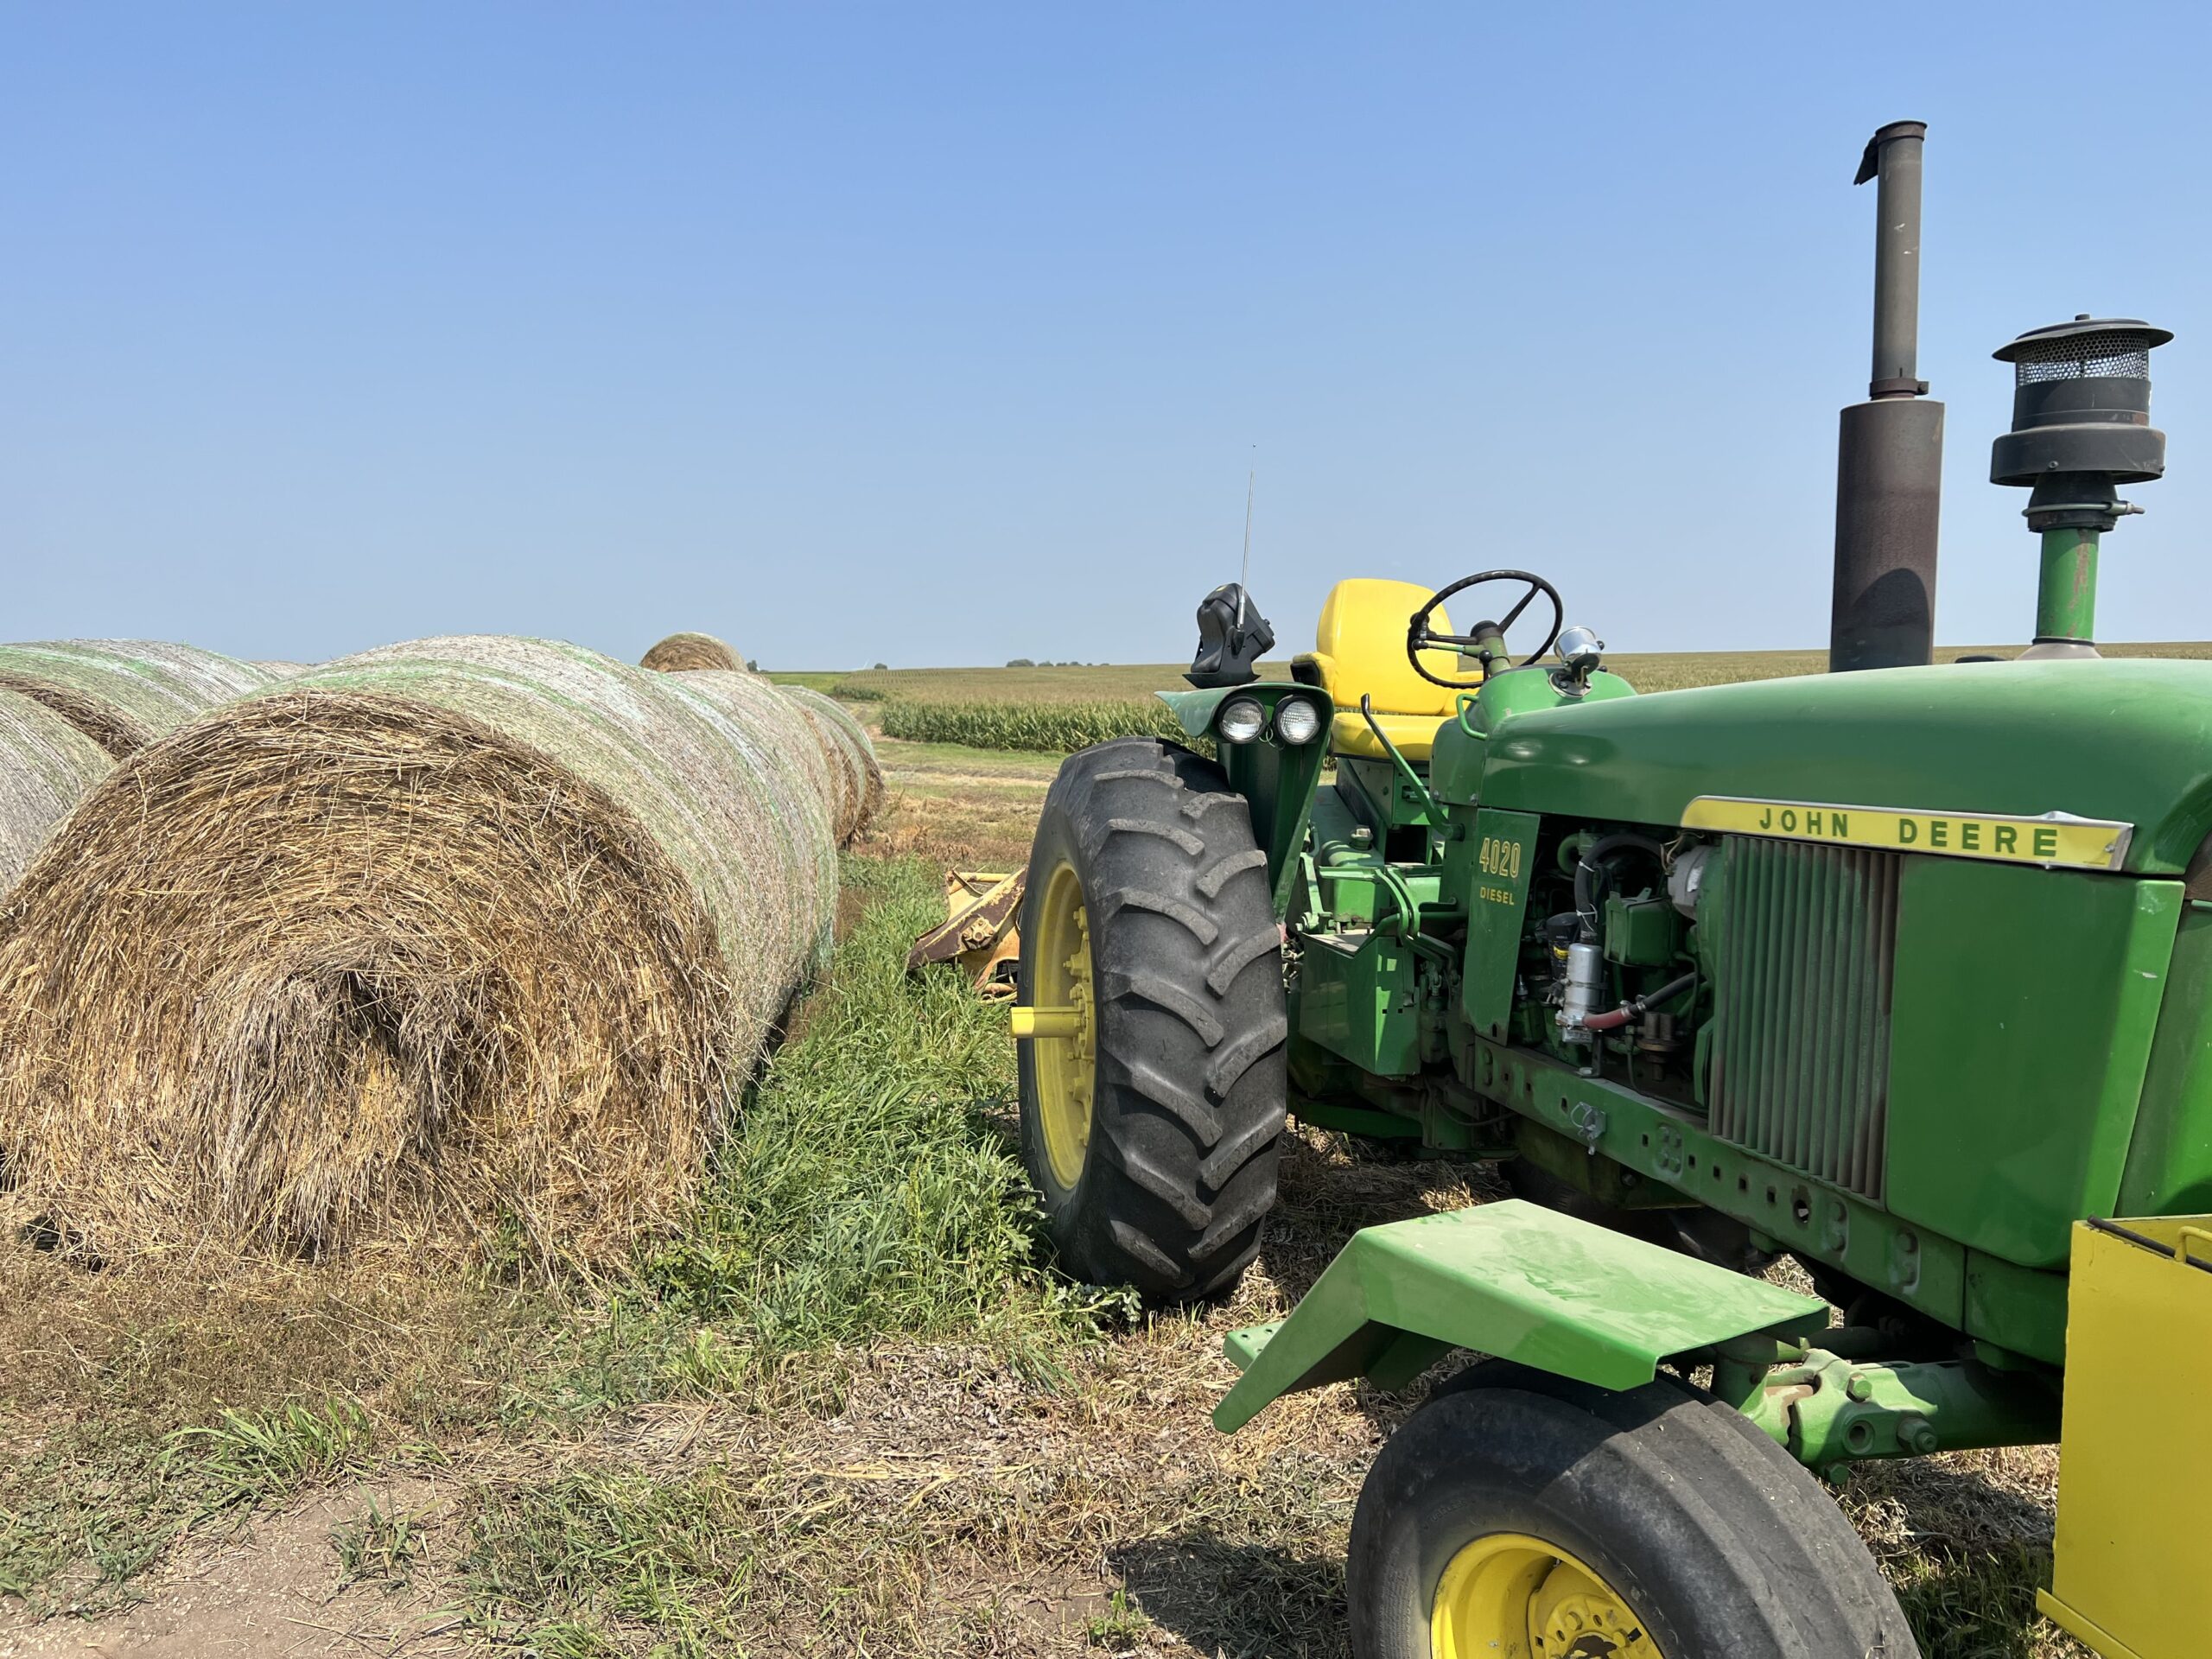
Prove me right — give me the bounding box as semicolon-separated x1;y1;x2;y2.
1236;467;1255;628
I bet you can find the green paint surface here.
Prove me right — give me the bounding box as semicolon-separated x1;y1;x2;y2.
1477;658;2212;874
2035;527;2100;643
1464;808;1541;1037
1297;928;1421;1077
2119;905;2212;1216
1214;1199;1826;1431
1428;666;1637;806
1886;861;2182;1268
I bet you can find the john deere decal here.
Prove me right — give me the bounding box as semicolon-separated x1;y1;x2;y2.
1680;796;2132;872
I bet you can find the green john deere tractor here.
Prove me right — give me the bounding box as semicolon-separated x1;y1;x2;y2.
1011;123;2207;1659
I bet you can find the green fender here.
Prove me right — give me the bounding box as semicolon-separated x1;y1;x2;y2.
1213;1199;1828;1432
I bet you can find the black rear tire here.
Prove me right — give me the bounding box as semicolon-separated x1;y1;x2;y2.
1016;738;1287;1303
1348;1361;1920;1657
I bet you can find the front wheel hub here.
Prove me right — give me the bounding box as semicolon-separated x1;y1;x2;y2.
1432;1533;1662;1659
1028;859;1096;1190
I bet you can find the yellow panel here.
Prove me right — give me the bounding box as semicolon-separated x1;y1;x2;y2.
2044;1215;2212;1659
1328;709;1453;763
1294;581;1466;758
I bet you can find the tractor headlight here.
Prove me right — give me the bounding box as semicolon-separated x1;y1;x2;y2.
1217;697;1266;744
1273;696;1322;745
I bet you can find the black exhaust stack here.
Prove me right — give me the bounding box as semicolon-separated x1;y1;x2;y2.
1828;121;1944;672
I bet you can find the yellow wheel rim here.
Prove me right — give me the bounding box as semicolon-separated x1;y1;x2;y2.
1431;1532;1663;1659
1031;858;1096;1191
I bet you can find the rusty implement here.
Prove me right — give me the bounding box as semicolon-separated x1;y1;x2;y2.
907;869;1026;997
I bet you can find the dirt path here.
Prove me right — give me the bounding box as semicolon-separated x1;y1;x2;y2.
0;1481;464;1659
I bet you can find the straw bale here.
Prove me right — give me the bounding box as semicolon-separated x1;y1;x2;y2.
0;639;277;756
0;636;836;1269
249;659;315;677
778;683;885;836
641;632;745;672
0;691;111;892
662;668;845;847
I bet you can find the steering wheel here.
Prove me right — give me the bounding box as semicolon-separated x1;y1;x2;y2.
1406;569;1565;690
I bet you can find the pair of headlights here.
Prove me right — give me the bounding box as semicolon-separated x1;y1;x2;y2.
1217;694;1323;747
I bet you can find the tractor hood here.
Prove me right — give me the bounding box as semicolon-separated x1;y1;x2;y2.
1478;658;2212;875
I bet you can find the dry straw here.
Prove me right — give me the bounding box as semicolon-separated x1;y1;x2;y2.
0;639;279;756
640;631;745;672
777;683;885;838
0;636;836;1270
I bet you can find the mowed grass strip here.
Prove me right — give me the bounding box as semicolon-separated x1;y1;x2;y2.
642;854;1104;1360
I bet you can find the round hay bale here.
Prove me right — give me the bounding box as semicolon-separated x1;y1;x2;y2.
0;636;836;1269
249;659;315;677
0;640;278;756
0;691;111;892
664;669;844;846
640;632;745;673
778;683;884;836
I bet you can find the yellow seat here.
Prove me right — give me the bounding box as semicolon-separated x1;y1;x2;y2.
1294;578;1470;761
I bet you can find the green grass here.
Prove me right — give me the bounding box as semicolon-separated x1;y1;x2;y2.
461;1467;754;1655
878;697;1193;753
169;1396;378;1509
1085;1586;1154;1649
333;1493;429;1588
642;855;1109;1360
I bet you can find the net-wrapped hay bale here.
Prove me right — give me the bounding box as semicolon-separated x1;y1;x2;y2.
249;659;315;677
0;636;836;1269
663;669;843;847
778;684;884;837
641;632;745;673
0;640;278;756
0;692;111;892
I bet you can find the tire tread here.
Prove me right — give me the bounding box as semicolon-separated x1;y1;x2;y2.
1016;739;1287;1304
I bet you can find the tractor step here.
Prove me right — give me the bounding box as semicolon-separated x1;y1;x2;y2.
1215;1199;1829;1433
1223;1320;1282;1373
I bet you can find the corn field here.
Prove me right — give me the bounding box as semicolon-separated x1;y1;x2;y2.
877;697;1193;753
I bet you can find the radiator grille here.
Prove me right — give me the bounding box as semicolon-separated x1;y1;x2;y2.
1709;836;1898;1200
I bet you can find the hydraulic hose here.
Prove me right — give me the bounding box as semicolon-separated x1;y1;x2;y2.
1577;969;1700;1033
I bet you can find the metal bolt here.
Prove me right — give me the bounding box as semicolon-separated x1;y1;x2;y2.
1846;1373;1874;1402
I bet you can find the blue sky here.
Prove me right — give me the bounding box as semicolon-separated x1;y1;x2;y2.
4;3;2209;669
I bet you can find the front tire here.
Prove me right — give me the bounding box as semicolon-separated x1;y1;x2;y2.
1016;738;1287;1303
1348;1362;1920;1657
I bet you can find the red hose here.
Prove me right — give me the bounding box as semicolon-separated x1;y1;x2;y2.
1572;969;1699;1034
